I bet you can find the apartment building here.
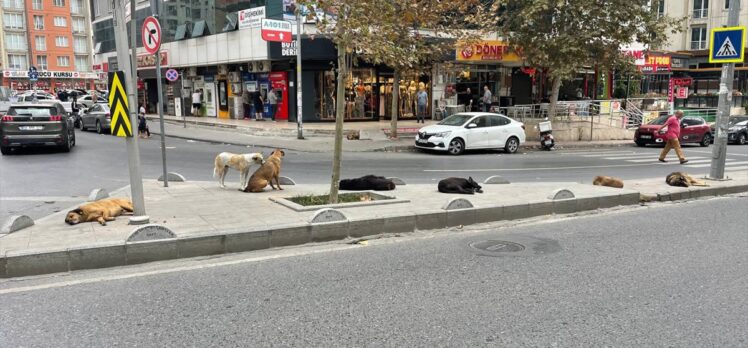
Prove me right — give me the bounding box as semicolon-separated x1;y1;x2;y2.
1;0;99;92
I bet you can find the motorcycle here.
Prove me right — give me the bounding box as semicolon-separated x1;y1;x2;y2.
537;119;555;150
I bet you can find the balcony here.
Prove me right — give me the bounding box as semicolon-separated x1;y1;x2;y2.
690;41;707;50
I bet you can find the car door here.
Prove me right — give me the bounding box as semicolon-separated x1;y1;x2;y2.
83;104;98;128
680;117;701;143
487;115;511;148
466;116;490;148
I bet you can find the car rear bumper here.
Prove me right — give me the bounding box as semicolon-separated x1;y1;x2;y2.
2;134;64;147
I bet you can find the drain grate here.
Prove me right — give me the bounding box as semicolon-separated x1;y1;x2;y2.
470;240;525;253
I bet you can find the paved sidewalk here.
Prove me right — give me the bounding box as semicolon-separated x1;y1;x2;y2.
1;171;746;278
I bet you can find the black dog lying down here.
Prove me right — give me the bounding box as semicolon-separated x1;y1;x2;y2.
339;175;396;191
438;177;483;194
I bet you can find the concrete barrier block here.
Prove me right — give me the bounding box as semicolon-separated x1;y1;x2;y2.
158;172;186;182
599;194;628;209
442;198;474;210
127;224;177;242
415;212;447;230
279;176;296;185
1;215;34;234
270;225;311;248
349;218;385;238
576;197;600;212
69;244;126;271
126;240;178;265
178;235;226;258
474;206;504;224
446;209;476;227
309;208;348;224
0;256;6;278
5;250;70;277
553;199;579;215
225;230;270;254
386;177;406;185
528;201;554;217
311;221;350;242
548;188;575;200
88;188;109;201
382;214;416;234
620;192;640;205
504;204;533;220
483;175;511;184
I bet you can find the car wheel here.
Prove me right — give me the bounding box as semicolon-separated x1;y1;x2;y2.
0;146;11;155
739;133;747;145
504;137;519;154
79;119;86;131
61;134;72;152
448;138;464;155
96;120;103;134
700;133;711;147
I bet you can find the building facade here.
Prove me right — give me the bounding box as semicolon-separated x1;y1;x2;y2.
1;0;98;92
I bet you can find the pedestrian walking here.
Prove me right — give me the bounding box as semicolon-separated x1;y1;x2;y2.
267;89;278;121
253;90;265;121
138;105;150;138
242;87;252;119
192;90;202;116
482;85;492;112
658;110;688;164
416;87;428;124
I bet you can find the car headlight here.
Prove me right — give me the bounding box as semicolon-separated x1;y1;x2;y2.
434;131;451;138
728;127;739;132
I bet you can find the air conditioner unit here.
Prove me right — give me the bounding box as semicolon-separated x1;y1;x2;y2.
256;61;269;72
218;64;228;75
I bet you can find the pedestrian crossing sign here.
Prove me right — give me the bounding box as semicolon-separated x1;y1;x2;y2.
108;71;133;137
709;26;745;63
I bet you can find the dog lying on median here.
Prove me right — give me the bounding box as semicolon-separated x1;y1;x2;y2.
339;175;396;191
65;198;134;226
666;172;708;187
593;175;624;188
438;177;483;194
213;152;264;189
244;148;285;192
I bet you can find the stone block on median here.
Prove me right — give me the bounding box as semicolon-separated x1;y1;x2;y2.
127;224;177;242
126;240;178;265
1;215;34;234
382;214;417;234
88;188;109;201
69;243;126;271
349;217;385;238
4;249;70;277
310;221;350;242
548;188;575;200
225;230;270;254
442;198;474;210
158;172;186;182
270;225;311;248
177;235;226;258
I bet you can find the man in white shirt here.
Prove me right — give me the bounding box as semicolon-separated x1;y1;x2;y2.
482;85;492;112
192;90;202;116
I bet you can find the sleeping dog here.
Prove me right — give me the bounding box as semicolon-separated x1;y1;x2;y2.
213;152;264;189
593;175;624;188
438;177;483;194
65;198;134;226
666;172;708;187
339;175;396;191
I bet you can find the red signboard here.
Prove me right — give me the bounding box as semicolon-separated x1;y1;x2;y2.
261;19;292;43
672;77;692;87
640;55;672;73
676;87;689;99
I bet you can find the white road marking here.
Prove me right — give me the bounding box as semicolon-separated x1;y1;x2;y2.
682;159;736;164
686;160;748;168
687;149;748;157
726;166;748;171
424;163;657;172
560;151;635;156
599;155;654;160
623;158;667;163
580;153;638;158
0;196;85;202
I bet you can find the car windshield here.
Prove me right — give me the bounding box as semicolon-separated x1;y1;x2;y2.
8;107;56;116
733;120;748;127
648;115;669;125
728;117;748;126
438;114;474;126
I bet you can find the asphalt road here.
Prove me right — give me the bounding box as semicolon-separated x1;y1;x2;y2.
1;195;746;346
1;129;747;221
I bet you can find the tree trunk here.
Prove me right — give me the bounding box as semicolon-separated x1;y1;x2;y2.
548;77;562;120
389;70;400;139
329;43;347;204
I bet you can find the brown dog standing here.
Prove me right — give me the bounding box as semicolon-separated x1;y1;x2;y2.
65;198;134;225
244;149;285;192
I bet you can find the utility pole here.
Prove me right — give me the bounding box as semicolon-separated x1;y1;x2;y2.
113;0;148;223
148;4;169;188
709;0;741;180
295;7;304;139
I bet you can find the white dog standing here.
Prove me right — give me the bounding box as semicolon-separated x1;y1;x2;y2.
213;152;264;189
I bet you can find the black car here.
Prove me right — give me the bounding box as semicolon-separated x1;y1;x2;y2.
726;116;748;145
0;102;76;155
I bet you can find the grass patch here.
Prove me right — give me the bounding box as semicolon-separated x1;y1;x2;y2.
289;192;386;206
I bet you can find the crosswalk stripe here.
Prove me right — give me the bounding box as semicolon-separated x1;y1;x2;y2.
622;158;664;163
686;161;748;168
600;155;656;160
560;150;635;155
581;153;638;158
726;165;748;171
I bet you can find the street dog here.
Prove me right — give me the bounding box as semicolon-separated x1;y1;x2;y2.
65;198;134;226
593;175;624;188
213;152;264;189
339;175;396;191
438;177;483;194
666;172;708;187
244;148;285;192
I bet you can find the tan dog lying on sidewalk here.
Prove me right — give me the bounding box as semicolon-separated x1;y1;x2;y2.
666;172;708;187
65;198;134;226
213;152;264;189
593;175;624;188
244;149;285;192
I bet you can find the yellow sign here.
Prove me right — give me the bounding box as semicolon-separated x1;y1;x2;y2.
108;71;132;137
456;41;521;62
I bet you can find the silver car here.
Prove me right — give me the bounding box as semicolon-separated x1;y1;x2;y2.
79;103;111;134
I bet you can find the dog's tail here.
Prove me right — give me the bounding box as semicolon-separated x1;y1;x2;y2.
213;155;220;178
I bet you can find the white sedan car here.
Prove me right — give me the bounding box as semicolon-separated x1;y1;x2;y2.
415;112;526;155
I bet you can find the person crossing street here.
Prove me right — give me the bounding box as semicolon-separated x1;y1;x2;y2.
658;110;688;164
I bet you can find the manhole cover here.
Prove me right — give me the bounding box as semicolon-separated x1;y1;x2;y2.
470;240;525;253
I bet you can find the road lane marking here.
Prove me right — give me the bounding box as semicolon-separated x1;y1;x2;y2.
0;196;85;202
726;166;748;171
686;150;748;157
686;160;748;168
423;163;658;172
580;153;639;157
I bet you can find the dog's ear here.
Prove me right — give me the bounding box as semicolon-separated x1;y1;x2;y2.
72;208;83;215
280;150;285;156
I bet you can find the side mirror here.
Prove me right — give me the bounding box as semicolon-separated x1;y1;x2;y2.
680;123;687;128
466;123;477;129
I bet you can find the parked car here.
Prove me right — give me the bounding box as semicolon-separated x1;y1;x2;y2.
415;112;526;155
0;102;76;155
79;103;111;134
726;116;748;145
77;94;108;108
634;115;712;147
15;92;57;102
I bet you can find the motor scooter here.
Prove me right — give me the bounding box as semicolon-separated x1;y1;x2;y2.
537;119;555;150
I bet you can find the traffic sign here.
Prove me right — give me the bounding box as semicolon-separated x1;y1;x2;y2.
165;69;179;82
709;26;746;63
28;67;39;82
142;16;162;55
108;71;133;137
261;19;292;43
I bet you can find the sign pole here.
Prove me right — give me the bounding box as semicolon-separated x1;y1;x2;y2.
144;13;169;188
709;0;741;180
296;8;304;139
113;0;148;223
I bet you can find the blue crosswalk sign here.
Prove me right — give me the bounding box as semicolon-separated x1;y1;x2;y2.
709;26;745;63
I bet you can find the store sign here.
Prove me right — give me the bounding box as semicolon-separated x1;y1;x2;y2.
137;51;168;69
676;87;688;99
456;41;520;62
672;77;692;87
671;58;686;69
282;40;298;56
261;19;293;43
238;6;265;29
2;70;99;79
640;55;671;73
622;50;646;66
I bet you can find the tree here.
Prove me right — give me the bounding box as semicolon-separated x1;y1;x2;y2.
493;0;682;118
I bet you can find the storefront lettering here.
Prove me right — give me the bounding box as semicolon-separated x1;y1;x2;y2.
2;70;98;79
137;51;168;69
282;40;298;57
456;41;520;62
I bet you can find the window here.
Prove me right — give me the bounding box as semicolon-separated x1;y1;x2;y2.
2;0;23;9
75;55;89;71
657;0;665;16
56;36;69;47
36;36;47;51
54;17;67;27
54;0;65;7
71;0;83;13
7;54;27;70
691;26;707;50
489;115;511;127
73;18;86;33
57;56;70;67
34;15;45;30
472;116;489;128
4;33;26;50
3;13;24;29
725;0;731;9
33;0;43;10
36;55;48;70
693;0;708;18
74;37;87;53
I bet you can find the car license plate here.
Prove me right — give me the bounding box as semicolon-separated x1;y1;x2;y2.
19;126;43;131
544;140;553;145
640;135;651;139
417;139;428;144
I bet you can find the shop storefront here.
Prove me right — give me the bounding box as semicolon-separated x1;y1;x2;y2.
451;40;522;108
2;70;99;93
